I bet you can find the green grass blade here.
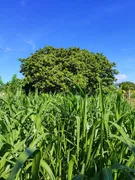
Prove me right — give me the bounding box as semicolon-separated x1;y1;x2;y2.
73;174;88;180
110;121;135;154
7;147;37;180
111;163;135;173
76;116;80;158
40;159;55;180
102;168;113;180
86;124;95;167
32;150;41;180
68;158;74;180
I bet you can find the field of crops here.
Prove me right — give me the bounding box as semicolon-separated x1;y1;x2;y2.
1;84;135;179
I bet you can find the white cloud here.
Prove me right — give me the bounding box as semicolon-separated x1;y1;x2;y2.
17;34;36;51
116;74;127;83
120;48;135;54
25;39;36;50
0;47;12;52
0;46;21;53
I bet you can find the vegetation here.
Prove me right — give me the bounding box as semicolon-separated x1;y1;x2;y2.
1;46;135;179
0;75;23;94
118;81;135;102
19;46;118;93
0;76;5;92
0;82;135;179
119;81;135;91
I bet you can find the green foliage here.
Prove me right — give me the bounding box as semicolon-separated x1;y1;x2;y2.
119;81;135;91
5;74;23;94
130;90;135;99
19;46;118;93
0;76;5;92
0;85;135;179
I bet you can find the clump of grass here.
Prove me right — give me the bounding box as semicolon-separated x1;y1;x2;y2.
0;82;135;179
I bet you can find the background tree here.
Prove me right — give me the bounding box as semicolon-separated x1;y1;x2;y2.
19;46;118;93
5;74;23;93
119;81;135;91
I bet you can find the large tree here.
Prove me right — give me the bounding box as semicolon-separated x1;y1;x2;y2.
19;46;118;93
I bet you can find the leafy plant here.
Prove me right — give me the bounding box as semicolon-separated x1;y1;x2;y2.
0;82;135;179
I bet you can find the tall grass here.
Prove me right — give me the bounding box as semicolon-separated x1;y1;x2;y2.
0;85;135;179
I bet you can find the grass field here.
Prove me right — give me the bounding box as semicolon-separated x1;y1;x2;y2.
0;85;135;179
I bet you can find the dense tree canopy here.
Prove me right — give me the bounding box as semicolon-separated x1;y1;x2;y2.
119;81;135;91
19;46;118;93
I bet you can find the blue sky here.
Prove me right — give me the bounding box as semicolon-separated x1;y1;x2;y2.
0;0;135;83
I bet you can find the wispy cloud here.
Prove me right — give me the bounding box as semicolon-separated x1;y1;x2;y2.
0;47;12;52
25;39;36;51
18;34;36;51
116;74;127;83
120;48;135;54
0;45;23;53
